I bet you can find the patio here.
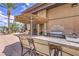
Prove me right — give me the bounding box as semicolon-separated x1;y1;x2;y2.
0;34;20;56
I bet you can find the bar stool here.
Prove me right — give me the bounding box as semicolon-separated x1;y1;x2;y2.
16;34;32;56
49;44;62;56
27;38;37;56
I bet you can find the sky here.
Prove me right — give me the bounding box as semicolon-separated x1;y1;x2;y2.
0;3;35;27
0;11;14;26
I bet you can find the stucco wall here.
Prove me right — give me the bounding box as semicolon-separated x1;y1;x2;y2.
37;9;47;18
47;4;79;34
47;4;79;19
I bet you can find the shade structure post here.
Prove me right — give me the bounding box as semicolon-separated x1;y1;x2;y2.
44;23;47;35
30;18;33;36
27;24;30;30
37;24;40;36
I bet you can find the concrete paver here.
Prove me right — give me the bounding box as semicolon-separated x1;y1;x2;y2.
0;34;21;56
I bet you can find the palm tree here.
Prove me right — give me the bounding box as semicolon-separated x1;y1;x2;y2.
0;3;18;33
10;21;16;33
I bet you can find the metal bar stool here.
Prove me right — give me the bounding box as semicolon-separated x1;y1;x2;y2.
27;37;37;56
17;35;32;56
49;44;62;56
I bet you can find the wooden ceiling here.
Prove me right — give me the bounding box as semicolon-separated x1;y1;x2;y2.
15;13;48;24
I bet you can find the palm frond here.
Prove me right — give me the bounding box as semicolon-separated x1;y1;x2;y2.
7;3;11;8
11;3;19;9
0;3;18;9
0;3;7;8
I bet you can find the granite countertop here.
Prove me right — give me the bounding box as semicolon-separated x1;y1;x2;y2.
31;36;79;49
13;33;79;50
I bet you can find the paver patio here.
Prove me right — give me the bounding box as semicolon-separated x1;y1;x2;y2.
0;34;22;56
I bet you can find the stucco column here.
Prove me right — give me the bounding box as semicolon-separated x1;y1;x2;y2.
30;20;33;36
37;24;40;36
44;23;47;35
27;24;30;30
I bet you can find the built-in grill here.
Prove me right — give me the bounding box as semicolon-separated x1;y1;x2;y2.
47;31;65;39
47;25;65;39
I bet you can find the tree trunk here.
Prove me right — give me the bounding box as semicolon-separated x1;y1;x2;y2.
7;9;10;34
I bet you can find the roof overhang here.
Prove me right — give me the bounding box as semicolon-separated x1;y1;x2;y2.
22;3;65;14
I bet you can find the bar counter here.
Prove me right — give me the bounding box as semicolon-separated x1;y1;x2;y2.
14;33;79;55
31;36;79;50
